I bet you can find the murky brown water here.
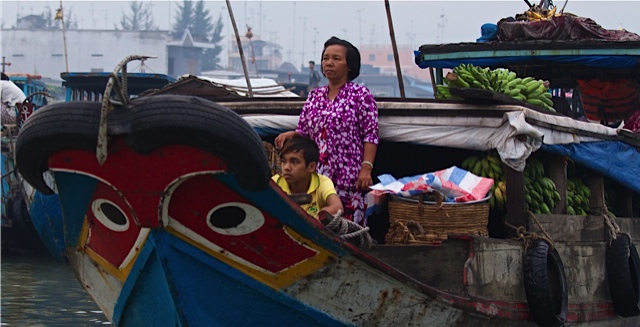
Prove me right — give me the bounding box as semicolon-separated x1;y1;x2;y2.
1;252;109;326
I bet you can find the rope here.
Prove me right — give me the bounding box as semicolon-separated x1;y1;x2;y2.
385;220;432;245
325;210;375;250
504;211;555;250
96;55;156;165
1;169;15;179
601;205;629;244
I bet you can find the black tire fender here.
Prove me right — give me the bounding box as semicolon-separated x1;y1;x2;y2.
16;101;102;194
16;95;270;194
124;95;270;191
523;239;568;327
606;233;640;317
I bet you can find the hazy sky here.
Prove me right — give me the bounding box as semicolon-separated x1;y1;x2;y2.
2;1;639;69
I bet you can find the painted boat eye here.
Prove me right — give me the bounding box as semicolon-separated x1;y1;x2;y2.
207;202;264;236
91;199;129;232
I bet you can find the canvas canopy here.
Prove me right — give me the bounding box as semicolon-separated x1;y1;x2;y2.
241;105;640;193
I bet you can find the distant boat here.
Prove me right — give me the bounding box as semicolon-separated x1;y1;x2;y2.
147;74;300;98
1;73;48;253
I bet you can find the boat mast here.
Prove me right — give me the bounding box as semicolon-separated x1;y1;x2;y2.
384;0;405;98
225;0;253;97
246;26;260;77
56;0;69;73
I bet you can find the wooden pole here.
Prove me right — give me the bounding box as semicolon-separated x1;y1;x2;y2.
246;26;260;77
384;0;405;98
560;0;569;14
225;0;253;97
1;57;11;73
59;0;69;73
505;166;527;237
429;68;437;96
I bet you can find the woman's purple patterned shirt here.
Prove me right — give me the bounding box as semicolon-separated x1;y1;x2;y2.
296;82;379;191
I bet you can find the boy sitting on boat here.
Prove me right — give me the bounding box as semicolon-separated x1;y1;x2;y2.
272;135;343;218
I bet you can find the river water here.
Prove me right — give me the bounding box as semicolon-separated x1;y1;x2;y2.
1;251;109;326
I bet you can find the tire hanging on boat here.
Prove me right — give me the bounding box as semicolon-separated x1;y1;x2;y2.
124;94;270;191
606;233;640;317
16;101;102;194
16;95;271;193
523;239;568;327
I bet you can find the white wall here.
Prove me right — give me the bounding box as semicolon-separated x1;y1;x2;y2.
1;29;170;79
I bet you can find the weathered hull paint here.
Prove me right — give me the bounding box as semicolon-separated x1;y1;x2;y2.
21;180;66;261
23;111;636;327
44;142;640;327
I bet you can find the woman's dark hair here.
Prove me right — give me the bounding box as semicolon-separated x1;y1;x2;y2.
281;135;319;166
321;36;361;81
1;73;9;80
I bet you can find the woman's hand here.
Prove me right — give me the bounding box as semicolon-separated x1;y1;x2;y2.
274;131;297;149
356;165;373;190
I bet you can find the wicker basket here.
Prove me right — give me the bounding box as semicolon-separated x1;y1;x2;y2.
263;141;281;176
385;192;490;244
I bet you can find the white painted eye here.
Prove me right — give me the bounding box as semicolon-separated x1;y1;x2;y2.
91;199;129;232
207;202;264;236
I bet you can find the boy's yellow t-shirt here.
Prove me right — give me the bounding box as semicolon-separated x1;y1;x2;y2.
272;173;338;217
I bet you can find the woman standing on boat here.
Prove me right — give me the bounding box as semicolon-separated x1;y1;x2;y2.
275;37;379;226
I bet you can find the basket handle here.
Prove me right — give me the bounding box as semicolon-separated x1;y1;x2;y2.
433;191;450;218
416;192;451;218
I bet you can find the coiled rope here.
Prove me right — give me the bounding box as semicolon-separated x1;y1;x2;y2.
324;210;374;250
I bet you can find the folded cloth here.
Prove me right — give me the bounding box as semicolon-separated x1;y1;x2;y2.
365;173;425;217
405;166;494;202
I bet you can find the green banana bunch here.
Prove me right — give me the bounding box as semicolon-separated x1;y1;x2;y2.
567;178;590;216
461;151;505;209
436;85;460;100
524;157;560;215
491;180;507;210
453;64;493;91
515;79;555;112
437;64;556;113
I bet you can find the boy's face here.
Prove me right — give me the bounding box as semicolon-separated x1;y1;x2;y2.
281;150;315;185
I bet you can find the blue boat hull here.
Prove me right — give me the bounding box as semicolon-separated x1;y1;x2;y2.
22;181;66;261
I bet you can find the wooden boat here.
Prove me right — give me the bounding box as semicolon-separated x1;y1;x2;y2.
60;71;175;102
1;74;49;253
18;62;175;261
14;44;640;325
21;58;298;262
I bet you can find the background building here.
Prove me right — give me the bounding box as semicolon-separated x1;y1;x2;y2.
2;28;433;98
227;35;283;76
360;44;432;81
2;29;170;79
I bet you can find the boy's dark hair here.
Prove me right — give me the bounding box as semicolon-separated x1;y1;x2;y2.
281;135;319;166
321;36;361;81
1;73;9;80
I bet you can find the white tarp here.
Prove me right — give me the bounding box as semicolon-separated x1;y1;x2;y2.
242;106;624;172
181;75;299;97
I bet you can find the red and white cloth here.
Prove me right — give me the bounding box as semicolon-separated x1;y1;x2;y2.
365;166;494;217
406;166;494;202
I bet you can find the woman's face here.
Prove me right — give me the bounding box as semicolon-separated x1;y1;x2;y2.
322;45;349;83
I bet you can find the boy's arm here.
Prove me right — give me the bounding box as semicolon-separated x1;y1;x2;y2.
320;194;343;216
317;175;343;216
